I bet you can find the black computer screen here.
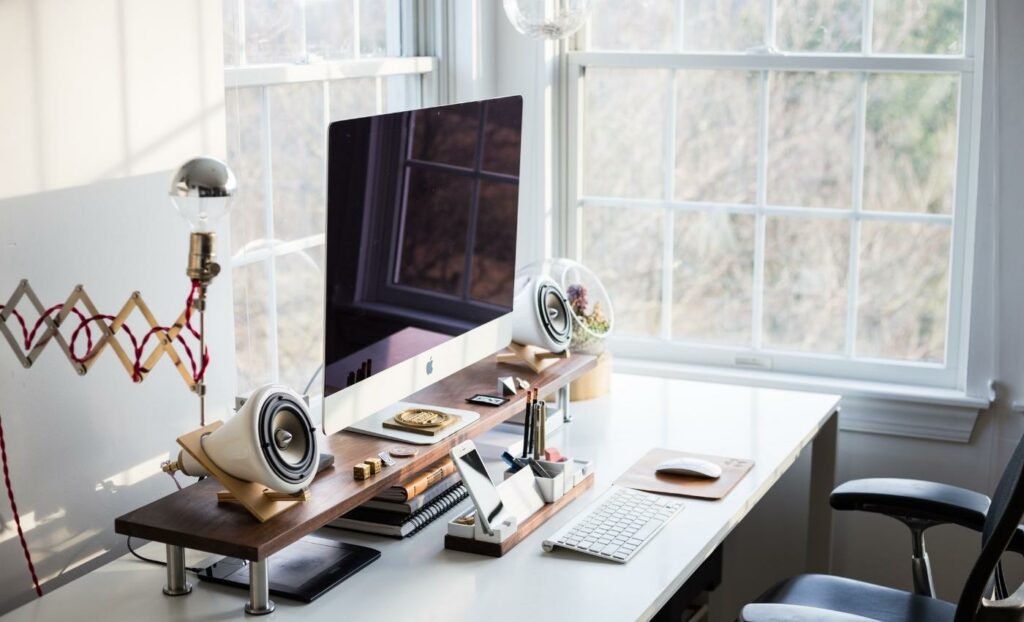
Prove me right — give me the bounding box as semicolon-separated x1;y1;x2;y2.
323;96;522;397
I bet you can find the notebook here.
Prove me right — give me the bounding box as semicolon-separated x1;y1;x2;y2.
374;459;457;502
614;448;754;500
329;483;468;538
359;473;461;514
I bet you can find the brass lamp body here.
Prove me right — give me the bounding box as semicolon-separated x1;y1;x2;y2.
187;232;221;291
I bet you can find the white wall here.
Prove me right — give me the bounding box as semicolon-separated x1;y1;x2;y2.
0;0;224;201
0;0;230;614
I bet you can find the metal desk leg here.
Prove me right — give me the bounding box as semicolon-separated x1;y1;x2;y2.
162;544;192;596
806;409;838;574
245;558;276;615
559;385;572;423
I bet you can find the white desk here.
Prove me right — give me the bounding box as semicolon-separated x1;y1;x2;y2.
2;373;839;621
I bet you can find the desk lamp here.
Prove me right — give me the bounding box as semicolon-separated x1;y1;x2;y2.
168;156;236;425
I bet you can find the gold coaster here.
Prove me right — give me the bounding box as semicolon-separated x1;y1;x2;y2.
394;408;451;428
383;411;461;436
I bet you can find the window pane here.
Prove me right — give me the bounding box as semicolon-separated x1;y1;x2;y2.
234;261;274;393
276;247;326;393
776;0;861;52
764;217;849;352
673;212;755;344
857;222;949;362
227;87;267;255
411;102;481;168
329;77;380;121
270;82;325;242
584;68;670;199
675;70;758;204
581;205;664;337
471;181;518;306
306;0;355;60
245;0;305;64
224;0;241;66
767;71;858;209
397;167;473;296
587;0;675;51
863;73;959;214
682;0;764;51
359;0;388;57
873;0;964;55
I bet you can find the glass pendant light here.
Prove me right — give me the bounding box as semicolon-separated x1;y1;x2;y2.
502;0;593;40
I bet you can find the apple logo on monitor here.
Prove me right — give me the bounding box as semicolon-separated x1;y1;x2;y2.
426;357;434;375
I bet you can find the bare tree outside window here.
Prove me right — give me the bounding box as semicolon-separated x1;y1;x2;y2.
572;0;977;386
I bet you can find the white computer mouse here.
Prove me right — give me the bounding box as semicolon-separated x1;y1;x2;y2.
655;457;722;479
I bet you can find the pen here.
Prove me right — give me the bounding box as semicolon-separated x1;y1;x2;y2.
529;390;538;459
538;398;546;457
527;458;551;478
500;451;521;471
522;391;532;459
530;389;539;458
532;389;541;458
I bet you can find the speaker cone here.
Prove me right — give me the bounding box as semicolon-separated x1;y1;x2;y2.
259;393;316;484
537;283;572;344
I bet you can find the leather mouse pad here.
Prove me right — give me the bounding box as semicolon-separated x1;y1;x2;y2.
614;448;754;500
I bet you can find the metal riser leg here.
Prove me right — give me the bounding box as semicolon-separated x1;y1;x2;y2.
559;385;572;422
245;558;276;615
162;544;192;596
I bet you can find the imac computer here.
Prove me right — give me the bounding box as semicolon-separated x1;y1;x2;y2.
322;95;524;436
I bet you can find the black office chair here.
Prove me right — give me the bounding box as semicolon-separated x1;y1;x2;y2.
740;433;1024;622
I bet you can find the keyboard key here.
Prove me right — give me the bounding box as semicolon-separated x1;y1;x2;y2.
633;519;663;541
544;487;684;564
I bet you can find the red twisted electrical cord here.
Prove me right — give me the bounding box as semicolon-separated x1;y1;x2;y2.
1;281;208;383
0;413;43;597
0;281;210;599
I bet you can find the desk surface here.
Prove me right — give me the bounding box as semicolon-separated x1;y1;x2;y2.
3;373;839;622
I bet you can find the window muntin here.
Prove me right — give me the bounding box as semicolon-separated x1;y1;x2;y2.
224;0;432;393
568;0;978;387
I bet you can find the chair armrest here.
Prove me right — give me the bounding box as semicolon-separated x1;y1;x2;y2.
831;478;1024;554
740;604;880;621
830;478;989;530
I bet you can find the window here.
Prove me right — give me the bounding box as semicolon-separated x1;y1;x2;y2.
223;0;436;394
566;0;982;387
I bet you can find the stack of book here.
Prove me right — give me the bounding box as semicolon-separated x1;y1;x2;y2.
330;459;467;538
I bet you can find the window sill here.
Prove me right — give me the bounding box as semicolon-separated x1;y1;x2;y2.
613;358;990;443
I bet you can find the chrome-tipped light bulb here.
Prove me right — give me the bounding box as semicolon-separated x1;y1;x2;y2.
168;156;237;283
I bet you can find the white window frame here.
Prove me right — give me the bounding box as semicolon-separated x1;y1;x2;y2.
224;0;440;388
561;0;988;391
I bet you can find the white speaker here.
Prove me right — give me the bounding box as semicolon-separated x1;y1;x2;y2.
171;385;319;494
510;275;573;352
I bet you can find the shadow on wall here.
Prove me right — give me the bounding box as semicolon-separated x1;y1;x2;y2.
0;0;225;202
0;0;230;613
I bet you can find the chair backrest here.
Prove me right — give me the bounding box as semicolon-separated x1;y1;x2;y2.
954;432;1024;622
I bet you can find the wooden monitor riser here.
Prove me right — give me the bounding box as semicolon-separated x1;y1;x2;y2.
115;351;598;561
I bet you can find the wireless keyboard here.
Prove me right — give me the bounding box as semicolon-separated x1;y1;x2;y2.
542;486;684;563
